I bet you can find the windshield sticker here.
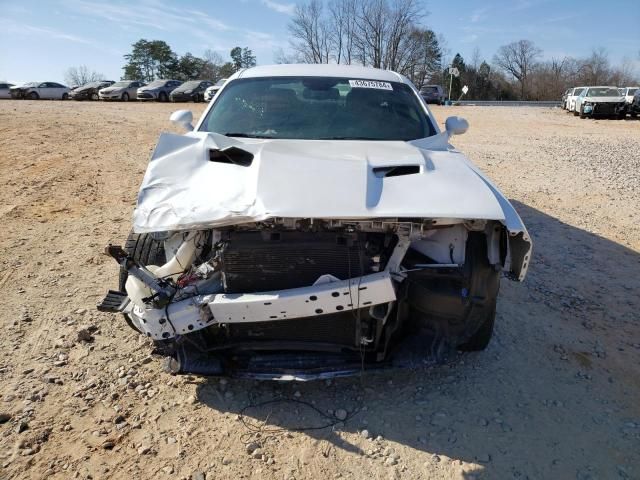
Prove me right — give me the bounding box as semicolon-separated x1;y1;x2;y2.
349;80;393;90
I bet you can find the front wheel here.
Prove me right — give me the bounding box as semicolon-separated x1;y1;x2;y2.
118;231;167;333
159;92;168;102
29;91;39;100
91;92;99;101
62;93;69;100
457;305;496;351
580;107;586;119
122;92;129;102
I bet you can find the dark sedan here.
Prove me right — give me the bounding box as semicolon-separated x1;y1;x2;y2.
169;80;213;102
629;90;640;118
69;81;115;100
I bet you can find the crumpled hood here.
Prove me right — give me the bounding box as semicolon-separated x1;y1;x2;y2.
132;132;507;233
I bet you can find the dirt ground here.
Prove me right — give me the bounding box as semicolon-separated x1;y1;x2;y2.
0;100;639;480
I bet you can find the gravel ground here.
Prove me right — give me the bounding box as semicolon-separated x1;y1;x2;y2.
0;101;638;480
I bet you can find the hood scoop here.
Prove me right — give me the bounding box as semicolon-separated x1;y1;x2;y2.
373;165;421;178
209;147;254;167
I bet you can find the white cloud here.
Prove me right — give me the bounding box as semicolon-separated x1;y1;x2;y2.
0;19;93;45
470;7;490;23
261;0;295;15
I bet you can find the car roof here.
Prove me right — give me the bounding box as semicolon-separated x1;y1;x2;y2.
235;64;407;84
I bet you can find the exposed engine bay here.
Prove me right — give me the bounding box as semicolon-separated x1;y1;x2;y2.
100;217;528;379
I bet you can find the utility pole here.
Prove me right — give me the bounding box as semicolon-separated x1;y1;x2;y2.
447;66;460;102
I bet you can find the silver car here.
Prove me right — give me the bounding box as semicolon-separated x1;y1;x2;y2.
0;82;15;99
99;80;146;101
10;82;70;100
137;79;182;102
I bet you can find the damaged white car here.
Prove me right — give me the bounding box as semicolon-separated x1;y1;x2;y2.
98;65;532;380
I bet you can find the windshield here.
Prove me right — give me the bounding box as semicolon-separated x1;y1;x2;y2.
21;82;38;87
200;76;434;140
146;80;166;88
82;82;104;88
587;87;621;97
111;81;130;88
421;87;438;93
215;78;227;87
179;81;201;90
627;88;637;95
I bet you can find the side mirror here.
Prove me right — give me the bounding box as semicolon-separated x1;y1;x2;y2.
170;110;193;132
445;116;469;136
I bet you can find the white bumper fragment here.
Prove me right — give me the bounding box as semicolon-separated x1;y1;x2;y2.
208;271;396;323
126;272;397;340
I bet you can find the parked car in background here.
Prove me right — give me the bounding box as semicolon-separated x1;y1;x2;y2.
420;85;446;104
561;88;571;109
575;86;626;119
69;80;114;101
10;82;70;100
99;80;145;101
621;87;638;110
98;64;531;379
628;89;640;118
203;78;228;101
137;80;182;102
0;82;15;99
170;80;213;102
566;87;586;113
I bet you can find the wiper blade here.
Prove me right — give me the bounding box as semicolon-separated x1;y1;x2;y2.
223;132;274;139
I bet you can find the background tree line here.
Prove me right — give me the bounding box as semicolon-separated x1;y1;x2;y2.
65;41;257;87
65;3;638;100
121;40;256;82
286;0;638;100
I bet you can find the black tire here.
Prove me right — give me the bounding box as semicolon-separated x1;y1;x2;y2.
579;107;586;119
122;92;129;102
405;232;500;353
62;93;69;100
159;92;168;102
457;305;495;351
573;109;579;116
91;92;99;101
29;91;39;100
456;232;500;351
118;231;166;332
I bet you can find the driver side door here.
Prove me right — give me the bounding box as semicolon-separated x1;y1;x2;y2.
37;83;51;99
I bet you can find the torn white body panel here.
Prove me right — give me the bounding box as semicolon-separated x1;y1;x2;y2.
125;272;396;340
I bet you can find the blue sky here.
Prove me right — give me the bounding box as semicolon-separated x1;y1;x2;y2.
0;0;638;84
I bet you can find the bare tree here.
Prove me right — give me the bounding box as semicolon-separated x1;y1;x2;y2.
383;0;425;71
200;49;225;80
354;0;387;68
327;0;357;64
288;0;430;71
289;0;330;63
493;40;542;100
580;48;611;85
63;65;104;87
